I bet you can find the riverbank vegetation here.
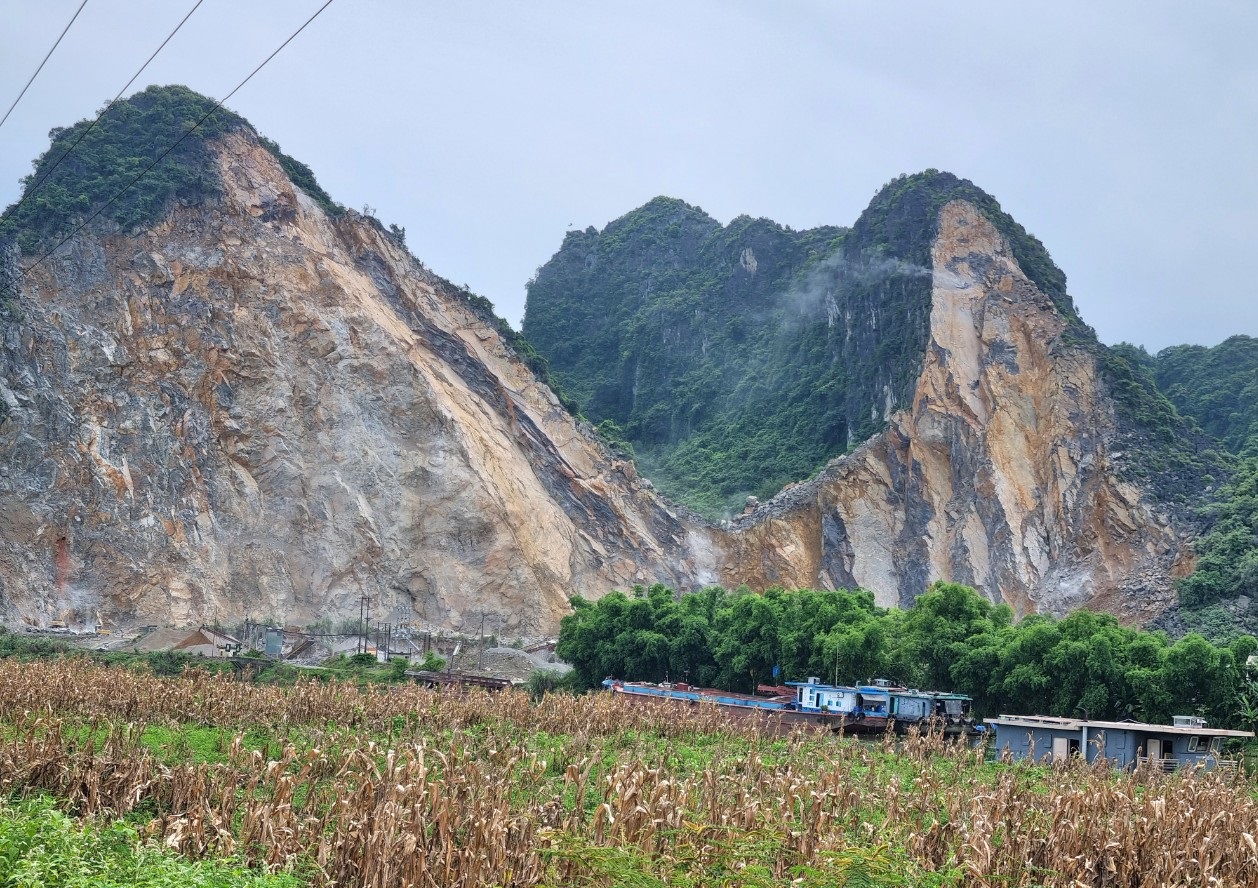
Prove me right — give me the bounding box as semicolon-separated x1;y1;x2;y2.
557;581;1258;730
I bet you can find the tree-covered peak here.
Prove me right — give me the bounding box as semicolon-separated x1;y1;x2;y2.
623;195;714;220
0;84;340;252
593;196;721;249
852;169;1076;324
523;188;914;516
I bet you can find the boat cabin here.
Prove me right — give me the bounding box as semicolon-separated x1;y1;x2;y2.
987;714;1254;771
854;684;891;717
890;689;935;720
788;677;859;713
786;677;974;723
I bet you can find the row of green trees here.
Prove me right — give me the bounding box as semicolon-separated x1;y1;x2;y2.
556;582;1258;729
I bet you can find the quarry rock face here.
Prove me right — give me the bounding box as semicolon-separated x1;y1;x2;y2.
0;132;715;635
715;201;1188;621
0;141;1189;634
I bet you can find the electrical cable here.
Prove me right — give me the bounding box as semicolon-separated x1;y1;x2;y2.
0;0;91;132
20;0;336;278
2;0;207;223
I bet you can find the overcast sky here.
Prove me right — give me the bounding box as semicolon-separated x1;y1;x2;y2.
3;1;1255;352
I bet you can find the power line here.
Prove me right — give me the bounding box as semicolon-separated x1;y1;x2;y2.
2;0;207;224
0;0;91;132
19;0;336;279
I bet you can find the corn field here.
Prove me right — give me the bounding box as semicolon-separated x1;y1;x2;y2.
0;659;1255;887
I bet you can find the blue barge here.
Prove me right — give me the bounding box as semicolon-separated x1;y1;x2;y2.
604;676;973;736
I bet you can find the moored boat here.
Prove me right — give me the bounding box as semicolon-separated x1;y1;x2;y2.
603;675;974;736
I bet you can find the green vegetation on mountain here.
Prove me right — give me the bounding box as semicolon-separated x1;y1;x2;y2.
1152;335;1258;457
0;85;244;250
1099;343;1218;504
524;172;1086;517
0;85;340;252
1173;457;1258;615
557;581;1258;728
524;197;847;516
1105;337;1258;624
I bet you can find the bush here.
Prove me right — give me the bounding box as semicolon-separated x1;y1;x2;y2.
525;669;577;700
145;651;192;677
418;652;446;672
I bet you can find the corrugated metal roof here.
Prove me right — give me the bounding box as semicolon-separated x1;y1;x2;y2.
986;714;1253;739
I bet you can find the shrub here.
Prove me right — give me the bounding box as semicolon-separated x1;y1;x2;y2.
418;652;446;672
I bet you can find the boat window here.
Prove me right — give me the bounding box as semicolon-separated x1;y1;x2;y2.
1188;735;1201;753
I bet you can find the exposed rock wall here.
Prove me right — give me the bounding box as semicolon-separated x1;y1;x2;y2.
716;202;1189;621
0;142;1189;633
0;132;713;634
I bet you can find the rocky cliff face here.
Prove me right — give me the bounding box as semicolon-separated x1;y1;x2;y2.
0;131;716;635
0;120;1195;633
713;201;1190;621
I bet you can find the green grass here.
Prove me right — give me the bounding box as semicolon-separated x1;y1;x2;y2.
0;797;300;888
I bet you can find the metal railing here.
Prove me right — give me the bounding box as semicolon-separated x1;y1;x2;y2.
1136;756;1179;771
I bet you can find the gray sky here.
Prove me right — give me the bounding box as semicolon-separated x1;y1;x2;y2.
3;1;1255;352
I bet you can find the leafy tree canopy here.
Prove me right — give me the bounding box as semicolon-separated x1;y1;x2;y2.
558;580;1257;728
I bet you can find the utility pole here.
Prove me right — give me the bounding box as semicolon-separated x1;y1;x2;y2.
358;593;373;654
477;612;486;671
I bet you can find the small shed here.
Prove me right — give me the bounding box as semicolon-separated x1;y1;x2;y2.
987;714;1254;771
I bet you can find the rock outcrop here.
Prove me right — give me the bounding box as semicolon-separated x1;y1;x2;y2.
0;131;716;635
713;201;1189;621
0;123;1193;633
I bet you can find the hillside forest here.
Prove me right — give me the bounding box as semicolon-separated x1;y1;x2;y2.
522;172;1089;518
556;581;1258;731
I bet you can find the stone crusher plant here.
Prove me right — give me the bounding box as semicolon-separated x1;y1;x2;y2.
1;659;1257;886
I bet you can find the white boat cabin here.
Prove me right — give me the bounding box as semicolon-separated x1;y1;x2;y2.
788;677;859;713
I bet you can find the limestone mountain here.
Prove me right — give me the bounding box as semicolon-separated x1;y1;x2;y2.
0;88;1215;633
527;174;1220;619
524;172;1205;519
0;86;715;635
